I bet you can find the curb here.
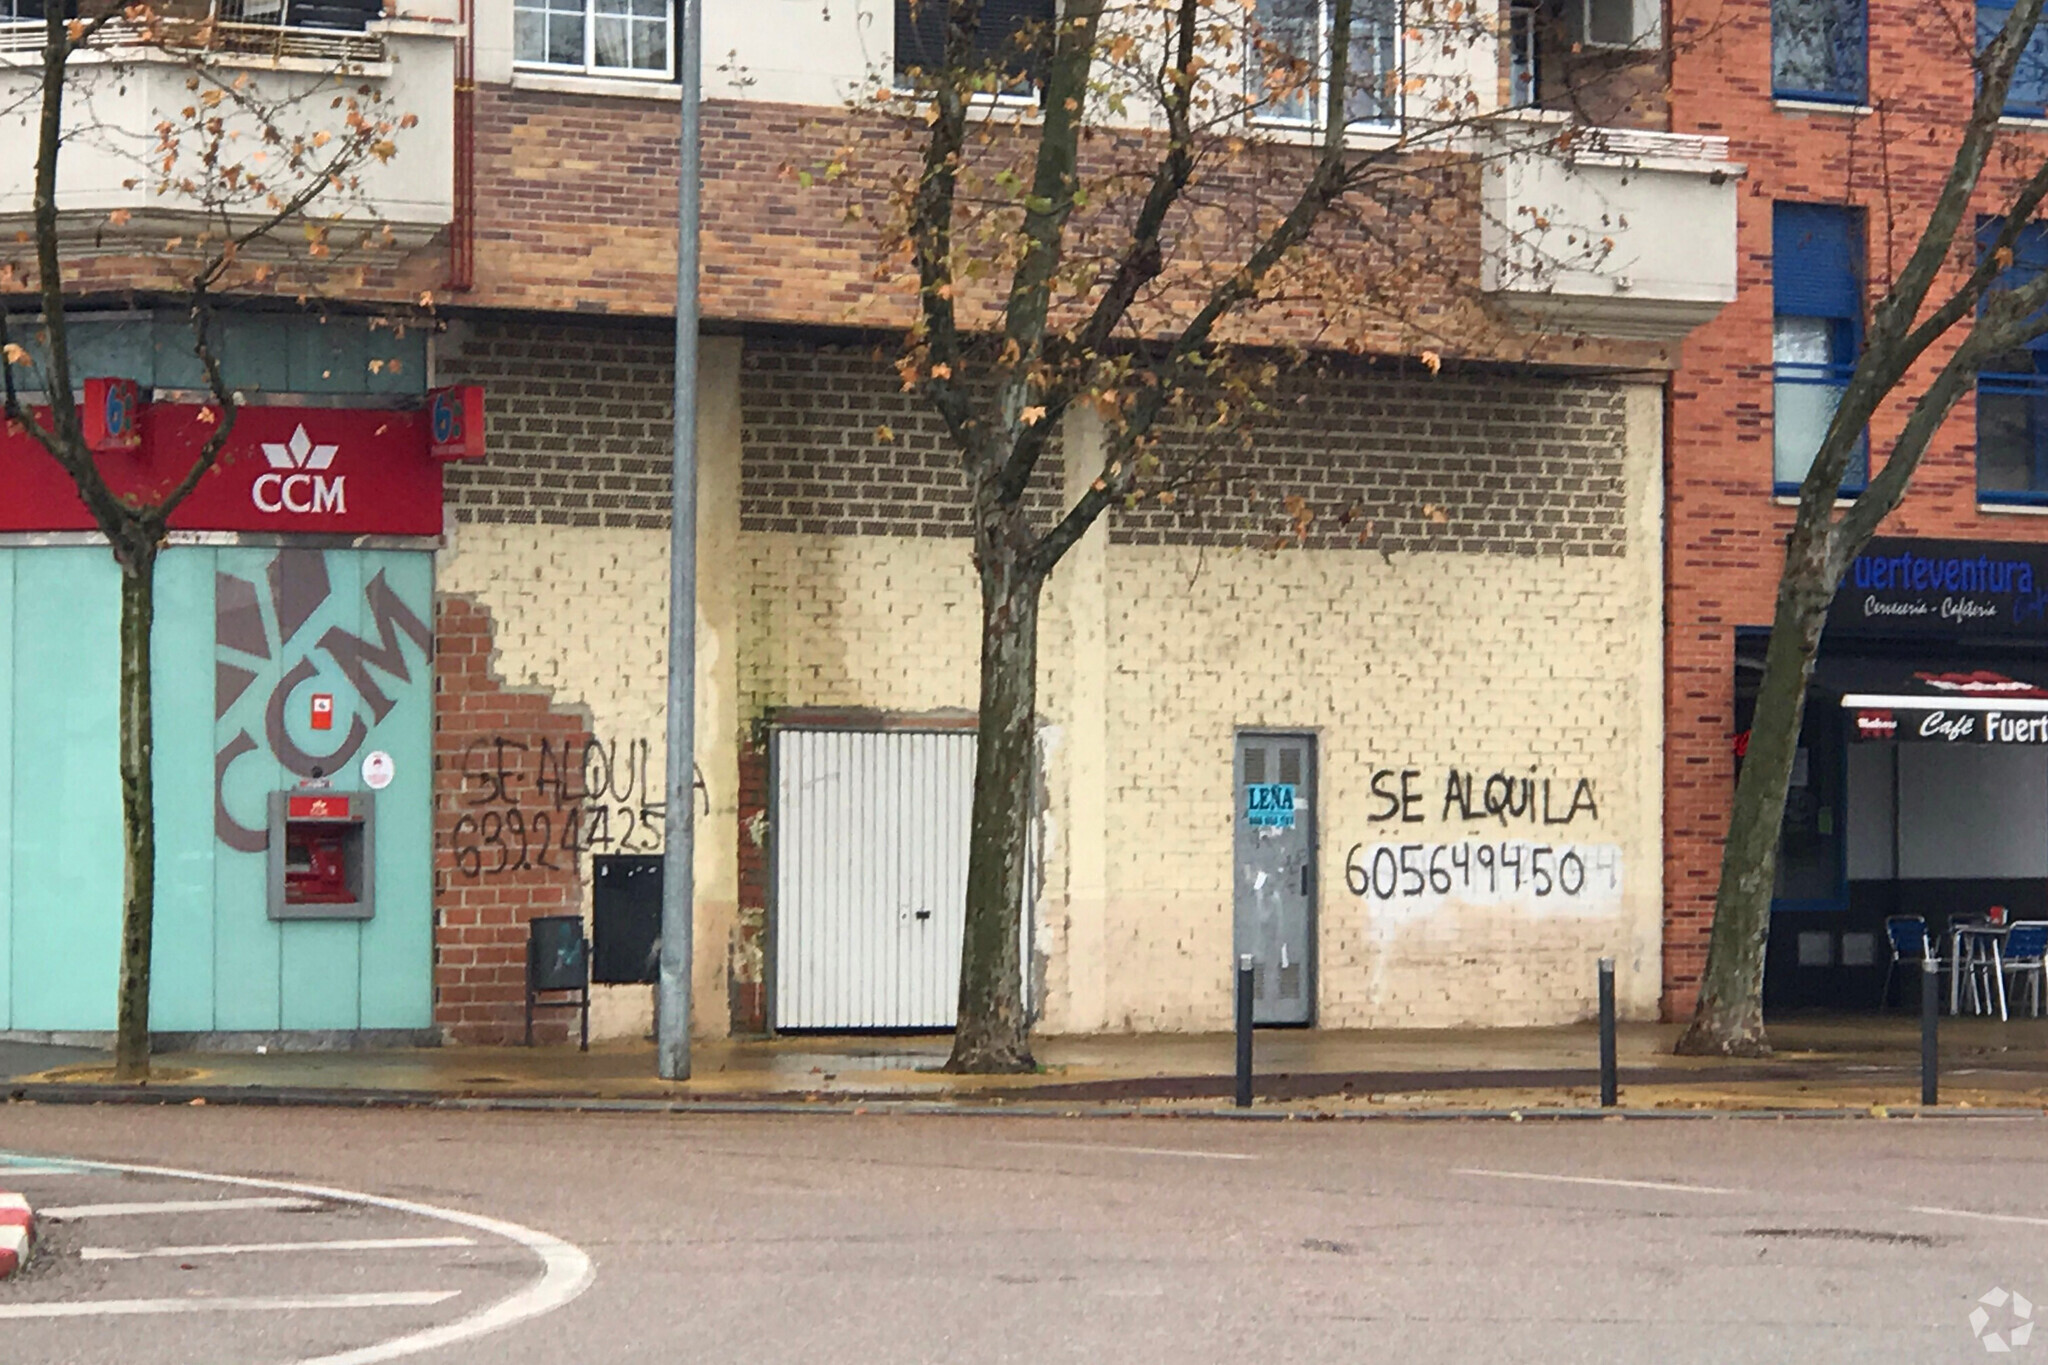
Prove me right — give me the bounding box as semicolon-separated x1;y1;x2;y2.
0;1189;30;1279
5;1081;2047;1122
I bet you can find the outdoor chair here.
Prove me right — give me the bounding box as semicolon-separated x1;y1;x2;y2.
1949;913;2003;1017
2002;922;2048;1020
1881;915;1940;1010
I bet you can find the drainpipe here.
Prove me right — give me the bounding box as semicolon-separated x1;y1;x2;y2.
447;0;475;291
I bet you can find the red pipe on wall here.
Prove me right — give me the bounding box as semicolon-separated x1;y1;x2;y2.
448;0;476;292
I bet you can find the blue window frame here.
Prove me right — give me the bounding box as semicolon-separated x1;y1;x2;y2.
1977;219;2048;503
1772;0;1866;103
1979;0;2048;119
1774;203;1868;497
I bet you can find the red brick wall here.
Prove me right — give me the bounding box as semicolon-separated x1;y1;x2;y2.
730;733;770;1035
433;594;594;1043
1662;0;2048;1016
459;90;1665;371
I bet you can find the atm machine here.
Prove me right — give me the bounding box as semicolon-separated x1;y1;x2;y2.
267;788;375;919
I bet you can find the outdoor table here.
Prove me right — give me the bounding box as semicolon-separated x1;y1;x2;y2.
1951;923;2011;1021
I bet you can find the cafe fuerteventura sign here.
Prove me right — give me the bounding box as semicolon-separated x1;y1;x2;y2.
1831;537;2048;639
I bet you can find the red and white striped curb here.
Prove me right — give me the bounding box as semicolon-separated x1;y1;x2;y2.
0;1191;31;1278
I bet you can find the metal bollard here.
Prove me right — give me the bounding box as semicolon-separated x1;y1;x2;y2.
1922;953;1939;1107
1234;954;1255;1109
1597;957;1618;1108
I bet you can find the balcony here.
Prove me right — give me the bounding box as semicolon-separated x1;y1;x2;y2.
1480;115;1742;342
0;0;458;257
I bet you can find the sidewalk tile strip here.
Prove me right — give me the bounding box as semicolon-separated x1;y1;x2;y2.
40;1197;322;1219
0;1292;459;1320
82;1236;476;1261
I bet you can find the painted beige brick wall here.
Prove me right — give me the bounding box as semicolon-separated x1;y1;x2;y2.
1088;534;1663;1032
738;538;981;718
736;354;1664;1035
443;331;1662;1039
434;332;744;1042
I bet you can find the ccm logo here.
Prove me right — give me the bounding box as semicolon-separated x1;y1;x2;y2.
253;472;346;514
252;425;346;516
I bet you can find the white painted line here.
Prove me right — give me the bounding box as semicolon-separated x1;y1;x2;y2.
1912;1205;2048;1229
999;1140;1258;1162
0;1150;594;1365
0;1167;88;1176
83;1236;478;1262
1453;1168;1738;1195
0;1292;457;1320
41;1197;322;1219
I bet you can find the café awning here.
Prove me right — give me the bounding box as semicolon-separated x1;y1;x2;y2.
1816;657;2048;742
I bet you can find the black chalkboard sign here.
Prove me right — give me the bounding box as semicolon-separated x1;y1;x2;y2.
593;856;663;985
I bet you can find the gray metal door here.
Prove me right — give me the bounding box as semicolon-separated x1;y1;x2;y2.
1233;732;1316;1025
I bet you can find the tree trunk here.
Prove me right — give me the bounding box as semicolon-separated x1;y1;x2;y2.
112;542;158;1083
1674;526;1835;1057
946;542;1043;1075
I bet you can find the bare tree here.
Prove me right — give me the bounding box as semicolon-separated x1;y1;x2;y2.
859;0;1639;1070
1678;0;2048;1055
0;2;414;1080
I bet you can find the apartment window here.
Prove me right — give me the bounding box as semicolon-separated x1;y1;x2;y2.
1772;0;1866;103
1977;220;2048;503
894;0;1055;92
1979;0;2048;118
515;0;673;78
1774;203;1867;495
1509;0;1660;109
1249;0;1402;128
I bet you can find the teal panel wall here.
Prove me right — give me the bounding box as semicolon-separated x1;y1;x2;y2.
271;548;365;1030
8;549;121;1030
353;551;435;1030
12;314;425;397
3;543;435;1035
149;552;218;1031
211;546;436;1033
212;546;284;1031
0;553;13;1026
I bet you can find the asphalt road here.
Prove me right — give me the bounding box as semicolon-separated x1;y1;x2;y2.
4;1105;2047;1363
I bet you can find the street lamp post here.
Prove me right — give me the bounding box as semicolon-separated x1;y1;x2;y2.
658;0;703;1082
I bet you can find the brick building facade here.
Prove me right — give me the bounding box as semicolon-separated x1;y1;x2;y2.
1663;0;2048;1018
0;0;1755;1046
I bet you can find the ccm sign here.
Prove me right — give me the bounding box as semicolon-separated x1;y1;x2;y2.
253;424;345;515
1;402;448;536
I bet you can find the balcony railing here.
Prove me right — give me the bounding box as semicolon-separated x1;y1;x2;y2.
1482;116;1743;342
0;0;386;62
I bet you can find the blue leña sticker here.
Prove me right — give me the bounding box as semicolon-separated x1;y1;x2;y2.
1245;782;1296;828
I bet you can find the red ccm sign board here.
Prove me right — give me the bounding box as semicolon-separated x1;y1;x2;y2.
2;398;450;536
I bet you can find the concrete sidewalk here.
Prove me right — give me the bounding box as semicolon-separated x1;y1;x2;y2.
9;1018;2048;1114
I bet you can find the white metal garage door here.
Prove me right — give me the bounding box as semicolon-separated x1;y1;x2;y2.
771;728;979;1030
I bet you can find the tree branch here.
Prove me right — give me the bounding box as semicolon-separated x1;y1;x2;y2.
987;0;1104;504
1864;0;2043;355
910;0;983;454
1025;0;1362;577
1833;267;2048;554
994;0;1203;506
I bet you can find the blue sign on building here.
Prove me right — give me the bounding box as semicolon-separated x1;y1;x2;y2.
1245;782;1297;828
